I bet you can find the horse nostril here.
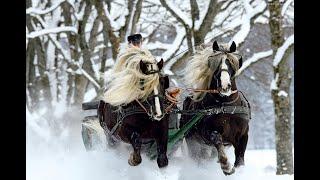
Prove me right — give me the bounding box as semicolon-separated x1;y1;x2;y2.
228;84;231;89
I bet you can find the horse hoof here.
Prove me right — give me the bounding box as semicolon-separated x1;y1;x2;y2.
157;154;168;168
234;158;245;168
128;153;142;166
223;166;235;176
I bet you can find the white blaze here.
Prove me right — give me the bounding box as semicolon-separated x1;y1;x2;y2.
220;59;231;90
153;86;162;120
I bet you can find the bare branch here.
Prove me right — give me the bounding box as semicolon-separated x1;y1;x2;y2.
26;0;65;15
159;0;190;29
118;0;134;41
221;0;236;11
130;0;143;34
195;0;223;44
190;0;199;28
27;26;77;38
236;50;273;76
94;0;120;60
273;34;294;67
32;14;101;89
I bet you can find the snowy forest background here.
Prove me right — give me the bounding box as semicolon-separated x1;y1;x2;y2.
26;0;294;179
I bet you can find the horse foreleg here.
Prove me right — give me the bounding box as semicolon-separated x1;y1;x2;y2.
155;124;168;168
128;132;142;166
210;131;235;175
106;133;119;149
234;133;248;168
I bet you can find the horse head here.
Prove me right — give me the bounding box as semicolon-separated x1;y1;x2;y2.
139;59;169;120
208;41;243;96
183;41;243;100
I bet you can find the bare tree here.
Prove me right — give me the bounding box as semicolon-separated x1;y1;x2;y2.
157;0;267;72
268;0;293;175
26;0;144;109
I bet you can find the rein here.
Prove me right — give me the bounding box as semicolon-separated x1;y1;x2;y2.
185;88;238;95
135;99;151;115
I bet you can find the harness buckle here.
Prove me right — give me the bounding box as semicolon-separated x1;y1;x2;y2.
219;107;225;114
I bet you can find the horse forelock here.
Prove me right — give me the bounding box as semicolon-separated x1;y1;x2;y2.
103;46;160;106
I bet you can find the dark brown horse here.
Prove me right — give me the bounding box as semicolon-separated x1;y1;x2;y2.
180;41;251;175
98;59;170;168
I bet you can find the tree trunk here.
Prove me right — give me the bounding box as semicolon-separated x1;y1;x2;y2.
62;1;80;105
26;0;51;110
94;0;120;60
268;0;293;175
130;0;143;35
194;0;222;45
74;1;95;105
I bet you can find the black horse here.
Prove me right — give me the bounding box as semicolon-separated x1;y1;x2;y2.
180;41;251;175
98;59;171;168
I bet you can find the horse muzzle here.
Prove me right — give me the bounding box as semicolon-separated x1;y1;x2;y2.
219;85;232;96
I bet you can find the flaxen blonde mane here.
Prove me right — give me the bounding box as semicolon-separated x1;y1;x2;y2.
103;45;159;106
183;43;241;101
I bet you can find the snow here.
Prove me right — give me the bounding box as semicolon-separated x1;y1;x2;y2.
105;58;115;67
231;0;267;45
164;69;174;75
161;24;185;61
104;2;122;31
165;0;192;27
27;139;293;180
194;0;217;30
273;35;294;67
281;0;294;16
26;0;65;15
27;108;294;180
27;26;77;38
32;14;101;89
237;50;273;75
84;88;97;102
270;73;279;90
278;90;288;97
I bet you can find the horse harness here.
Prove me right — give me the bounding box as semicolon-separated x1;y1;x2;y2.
98;90;251;141
177;91;251;120
98;96;171;139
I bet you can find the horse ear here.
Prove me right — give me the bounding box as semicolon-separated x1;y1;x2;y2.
238;56;243;69
157;58;164;70
229;41;236;53
140;60;147;74
212;41;219;51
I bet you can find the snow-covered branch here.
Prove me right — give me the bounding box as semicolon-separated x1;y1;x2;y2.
273;34;294;67
237;49;273;75
33;14;101;89
270;73;279;90
26;0;65;15
147;24;186;62
27;26;77;38
281;0;294;16
103;3;121;31
231;0;267;45
159;0;191;28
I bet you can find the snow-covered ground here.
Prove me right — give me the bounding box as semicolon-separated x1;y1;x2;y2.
27;145;293;180
27;109;293;180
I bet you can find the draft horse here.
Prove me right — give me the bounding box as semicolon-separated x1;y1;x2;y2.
98;57;170;168
180;41;251;175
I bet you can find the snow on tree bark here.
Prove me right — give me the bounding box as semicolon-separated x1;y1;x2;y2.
267;0;293;175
